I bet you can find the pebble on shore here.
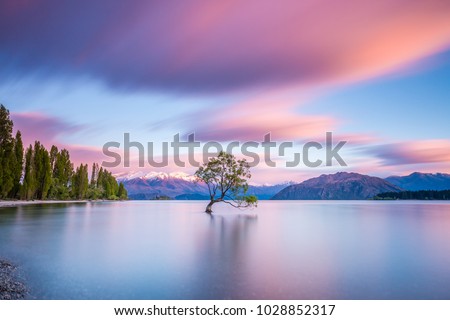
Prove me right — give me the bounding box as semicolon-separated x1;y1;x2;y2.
0;260;27;300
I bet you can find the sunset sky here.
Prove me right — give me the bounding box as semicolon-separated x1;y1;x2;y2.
1;0;450;183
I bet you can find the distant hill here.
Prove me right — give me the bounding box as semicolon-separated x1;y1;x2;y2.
375;189;450;200
120;171;450;201
385;172;450;191
272;172;403;200
117;171;293;200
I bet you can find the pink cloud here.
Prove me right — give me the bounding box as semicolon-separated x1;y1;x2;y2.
10;111;104;168
11;112;83;147
174;87;381;144
67;144;107;168
1;0;450;93
371;140;450;166
173;90;337;141
194;103;336;141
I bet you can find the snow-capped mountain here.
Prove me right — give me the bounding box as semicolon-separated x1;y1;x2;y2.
114;171;198;182
116;171;450;200
115;171;294;200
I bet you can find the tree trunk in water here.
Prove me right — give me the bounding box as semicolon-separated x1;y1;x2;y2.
205;200;214;214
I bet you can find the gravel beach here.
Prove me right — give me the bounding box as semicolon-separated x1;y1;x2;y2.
0;260;27;300
0;200;90;207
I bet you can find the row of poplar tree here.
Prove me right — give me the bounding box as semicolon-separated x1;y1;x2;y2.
0;105;127;200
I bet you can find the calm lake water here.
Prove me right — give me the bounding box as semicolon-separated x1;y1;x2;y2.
1;200;450;299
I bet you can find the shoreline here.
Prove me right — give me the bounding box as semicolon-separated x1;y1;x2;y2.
0;260;27;300
0;200;91;208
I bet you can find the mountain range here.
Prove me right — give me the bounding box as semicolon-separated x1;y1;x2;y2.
385;172;450;191
116;171;294;200
115;171;450;200
271;172;402;200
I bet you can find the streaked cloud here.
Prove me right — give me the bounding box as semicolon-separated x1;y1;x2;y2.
1;0;450;93
2;1;450;182
11;112;83;147
11;111;101;166
370;140;450;166
181;92;337;141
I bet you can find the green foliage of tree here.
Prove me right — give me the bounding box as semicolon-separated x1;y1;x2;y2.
195;151;258;213
48;147;73;199
0;105;13;145
83;164;128;200
72;163;89;200
0;105;15;198
99;169;120;200
22;143;53;200
75;163;126;200
118;182;128;200
50;145;58;172
10;131;24;198
90;163;99;187
0;103;127;202
32;141;52;199
21;145;35;200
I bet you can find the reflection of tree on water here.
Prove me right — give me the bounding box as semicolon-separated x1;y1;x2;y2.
189;213;258;299
209;214;258;259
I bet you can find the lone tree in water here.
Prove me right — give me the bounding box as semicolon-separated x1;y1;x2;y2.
195;151;258;214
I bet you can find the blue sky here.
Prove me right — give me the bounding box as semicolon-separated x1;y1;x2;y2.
1;0;450;183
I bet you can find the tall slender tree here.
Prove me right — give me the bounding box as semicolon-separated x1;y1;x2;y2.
49;148;73;199
118;182;128;200
33;141;52;199
90;163;99;187
21;145;35;200
72;163;89;199
0;105;16;198
49;145;58;172
1;104;126;201
9;130;24;198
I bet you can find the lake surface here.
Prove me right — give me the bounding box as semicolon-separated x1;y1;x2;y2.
1;200;450;299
